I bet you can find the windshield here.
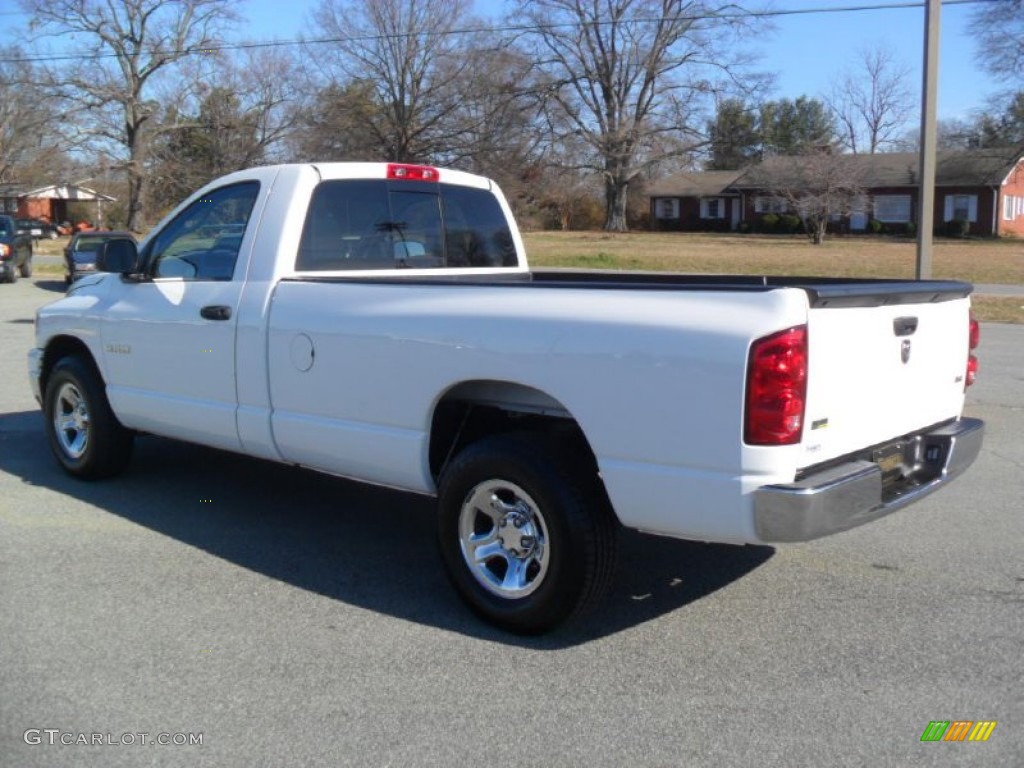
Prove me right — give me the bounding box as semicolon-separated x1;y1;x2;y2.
74;236;112;253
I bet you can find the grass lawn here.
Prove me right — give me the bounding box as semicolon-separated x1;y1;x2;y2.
523;231;1024;324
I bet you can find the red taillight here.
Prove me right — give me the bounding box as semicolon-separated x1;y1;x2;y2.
745;325;808;446
965;312;979;387
387;163;439;181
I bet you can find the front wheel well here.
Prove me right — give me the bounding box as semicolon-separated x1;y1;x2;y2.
40;336;102;398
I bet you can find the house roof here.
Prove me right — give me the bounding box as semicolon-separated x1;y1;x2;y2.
647;169;744;197
649;147;1024;196
0;183;115;202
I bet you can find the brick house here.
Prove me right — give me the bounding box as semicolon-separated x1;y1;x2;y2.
646;170;744;231
649;147;1024;236
0;183;116;227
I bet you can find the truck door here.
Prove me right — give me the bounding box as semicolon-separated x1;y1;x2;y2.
100;181;260;451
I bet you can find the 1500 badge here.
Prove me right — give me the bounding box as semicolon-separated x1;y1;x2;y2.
105;343;131;355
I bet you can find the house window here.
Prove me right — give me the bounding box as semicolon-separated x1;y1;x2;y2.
754;196;787;213
873;195;912;223
944;194;977;222
700;197;725;219
655;198;679;219
953;195;970;221
1005;195;1015;221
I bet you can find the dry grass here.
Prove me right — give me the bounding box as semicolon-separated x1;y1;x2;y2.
970;296;1024;324
523;231;1024;323
523;231;1024;284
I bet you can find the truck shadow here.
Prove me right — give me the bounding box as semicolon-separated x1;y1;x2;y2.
31;278;67;294
0;410;774;648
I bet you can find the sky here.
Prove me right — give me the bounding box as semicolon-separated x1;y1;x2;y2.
0;0;1003;125
236;0;999;124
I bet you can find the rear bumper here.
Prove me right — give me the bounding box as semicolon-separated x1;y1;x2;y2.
753;418;984;542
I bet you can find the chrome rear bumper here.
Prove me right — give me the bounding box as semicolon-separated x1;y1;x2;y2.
753;418;984;542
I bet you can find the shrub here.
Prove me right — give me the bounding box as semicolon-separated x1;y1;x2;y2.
737;220;752;234
904;221;916;237
868;219;883;234
780;214;802;234
760;213;779;233
945;218;970;238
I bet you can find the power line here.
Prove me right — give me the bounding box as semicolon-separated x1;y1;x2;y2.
0;0;1000;65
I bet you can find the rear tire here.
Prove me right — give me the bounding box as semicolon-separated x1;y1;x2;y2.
437;432;617;634
19;257;32;278
44;356;133;479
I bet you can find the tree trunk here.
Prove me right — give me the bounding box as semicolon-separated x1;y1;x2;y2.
125;117;146;233
126;169;144;233
604;176;629;232
811;219;826;245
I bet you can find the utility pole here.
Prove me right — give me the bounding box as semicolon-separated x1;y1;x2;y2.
916;0;941;279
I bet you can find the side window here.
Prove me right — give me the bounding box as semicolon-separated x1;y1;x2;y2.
441;185;517;267
145;182;259;280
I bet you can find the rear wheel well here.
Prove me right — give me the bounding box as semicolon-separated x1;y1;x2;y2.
428;382;599;482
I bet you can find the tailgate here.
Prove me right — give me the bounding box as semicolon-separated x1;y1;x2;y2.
799;287;972;469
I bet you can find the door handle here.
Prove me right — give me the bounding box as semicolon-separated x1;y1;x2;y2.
200;305;232;321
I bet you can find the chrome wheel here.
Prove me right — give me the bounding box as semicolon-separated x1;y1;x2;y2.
53;381;90;459
458;480;550;599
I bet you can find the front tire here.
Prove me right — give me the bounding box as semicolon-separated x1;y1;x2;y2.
437;433;617;634
19;256;32;278
44;356;133;479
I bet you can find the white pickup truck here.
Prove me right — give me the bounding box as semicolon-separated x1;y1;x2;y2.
29;162;984;633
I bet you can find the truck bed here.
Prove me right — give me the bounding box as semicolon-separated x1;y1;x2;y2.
286;268;973;308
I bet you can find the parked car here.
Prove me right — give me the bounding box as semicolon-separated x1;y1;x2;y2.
63;230;136;287
0;214;33;282
16;218;61;240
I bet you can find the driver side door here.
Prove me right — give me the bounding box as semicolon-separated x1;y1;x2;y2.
100;181;260;451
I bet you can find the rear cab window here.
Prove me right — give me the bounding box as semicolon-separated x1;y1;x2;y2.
296;178;518;272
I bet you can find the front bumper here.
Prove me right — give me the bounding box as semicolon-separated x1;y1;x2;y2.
28;347;44;405
753;418;984;542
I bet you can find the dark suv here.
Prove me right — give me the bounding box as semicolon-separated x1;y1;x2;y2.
0;215;33;283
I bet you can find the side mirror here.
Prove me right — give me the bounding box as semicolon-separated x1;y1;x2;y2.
96;238;139;274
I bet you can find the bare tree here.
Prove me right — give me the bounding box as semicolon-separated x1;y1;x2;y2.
22;0;237;231
748;151;866;245
306;0;481;163
969;0;1024;82
0;47;69;184
829;45;915;154
290;80;386;162
146;45;301;214
513;0;765;231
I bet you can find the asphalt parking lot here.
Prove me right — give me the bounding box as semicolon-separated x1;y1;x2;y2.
1;276;1021;767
